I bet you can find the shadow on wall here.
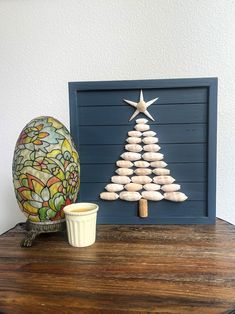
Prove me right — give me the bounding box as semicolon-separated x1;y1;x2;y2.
0;180;25;235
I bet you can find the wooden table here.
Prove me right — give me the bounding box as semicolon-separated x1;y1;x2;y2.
0;219;235;314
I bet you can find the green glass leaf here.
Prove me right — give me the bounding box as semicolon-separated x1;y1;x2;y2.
21;178;29;187
64;151;71;161
31;192;42;202
54;194;65;211
49;198;56;211
24;160;33;167
39;207;48;221
30;151;36;161
47;209;57;218
41;187;50;201
29;200;42;209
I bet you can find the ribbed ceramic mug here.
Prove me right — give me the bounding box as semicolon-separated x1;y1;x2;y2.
63;203;99;247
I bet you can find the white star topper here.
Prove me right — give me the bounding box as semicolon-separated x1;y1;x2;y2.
124;90;158;121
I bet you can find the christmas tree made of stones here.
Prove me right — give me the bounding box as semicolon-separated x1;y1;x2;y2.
100;91;188;218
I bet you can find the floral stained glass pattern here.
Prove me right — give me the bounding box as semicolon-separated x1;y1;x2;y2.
12;116;80;222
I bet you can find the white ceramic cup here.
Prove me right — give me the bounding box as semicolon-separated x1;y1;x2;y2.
63;203;99;247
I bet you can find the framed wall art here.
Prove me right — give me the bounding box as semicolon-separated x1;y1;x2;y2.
69;78;217;224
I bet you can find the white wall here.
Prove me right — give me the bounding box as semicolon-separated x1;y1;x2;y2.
0;0;235;233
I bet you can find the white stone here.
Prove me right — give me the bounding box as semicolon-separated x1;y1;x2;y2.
142;191;164;201
164;192;188;202
153;176;175;185
100;192;119;200
152;168;170;175
131;176;152;184
161;184;181;192
142;137;158;144
125;144;142;153
143;144;161;152
111;176;131;184
142;152;164;161
116;160;133;168
115;168;134;176
121;152;141;161
105;183;124;192
136;118;148;124
135;124;150;132
128;130;142;137
119;191;141;201
150;161;168;168
143;131;156;137
134;168;152;176
143;183;161;191
126;137;142;144
124;183;142;191
134;161;150;168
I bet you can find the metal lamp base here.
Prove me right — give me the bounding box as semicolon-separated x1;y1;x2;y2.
21;219;66;247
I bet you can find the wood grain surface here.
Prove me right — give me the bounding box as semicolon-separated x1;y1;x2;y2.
0;219;235;314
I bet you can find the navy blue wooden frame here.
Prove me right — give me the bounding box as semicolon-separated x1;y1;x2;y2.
69;78;217;224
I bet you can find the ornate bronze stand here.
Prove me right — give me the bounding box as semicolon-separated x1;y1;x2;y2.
21;220;66;247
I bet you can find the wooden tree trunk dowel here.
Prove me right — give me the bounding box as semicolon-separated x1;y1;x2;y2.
139;199;148;218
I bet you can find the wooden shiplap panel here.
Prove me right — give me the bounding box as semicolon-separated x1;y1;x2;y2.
77;87;208;106
79;144;207;164
79;124;207;145
80;182;206;201
80;163;207;183
93;200;208;222
69;78;217;224
78;103;207;125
